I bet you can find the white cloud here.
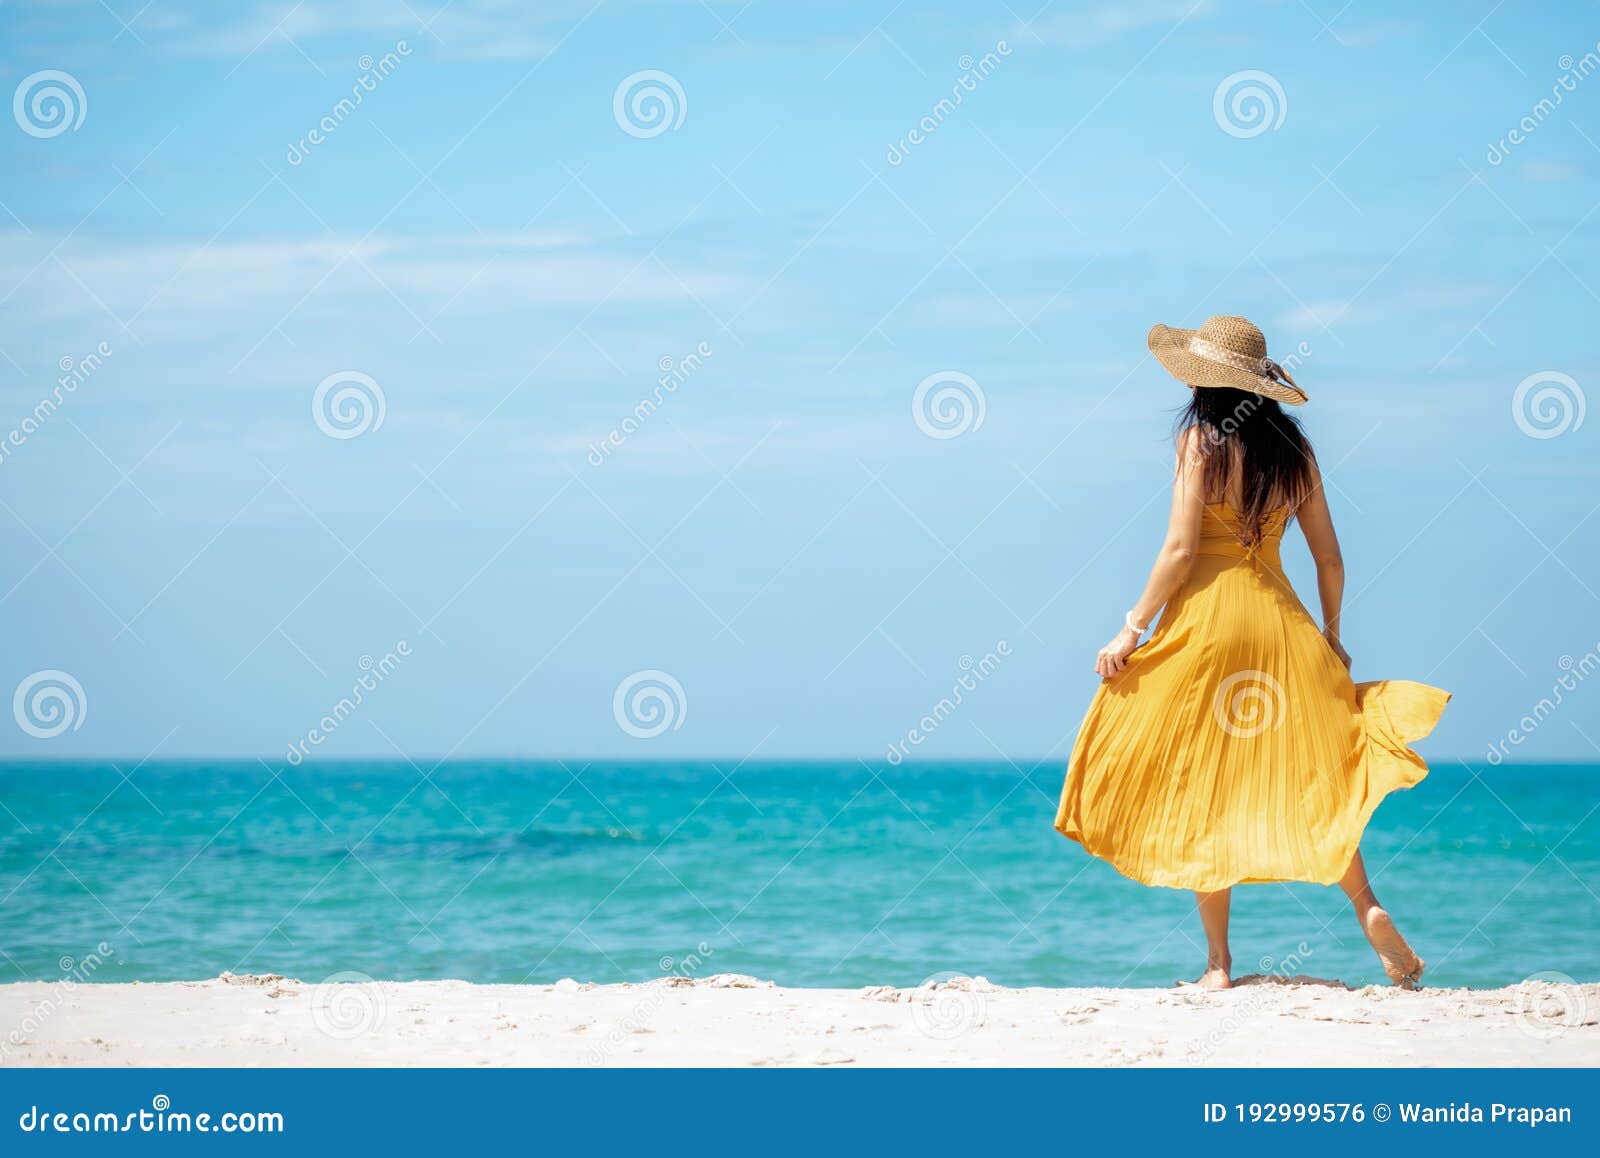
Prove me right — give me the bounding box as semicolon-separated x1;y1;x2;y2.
1322;19;1419;49
1022;0;1218;48
1278;300;1350;331
153;0;566;62
1523;160;1581;182
0;231;743;326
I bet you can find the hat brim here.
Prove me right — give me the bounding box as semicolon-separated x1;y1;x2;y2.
1148;323;1308;405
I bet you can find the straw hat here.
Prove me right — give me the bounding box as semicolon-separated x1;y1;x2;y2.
1148;315;1308;405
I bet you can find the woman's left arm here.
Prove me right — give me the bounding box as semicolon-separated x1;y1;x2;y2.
1095;431;1207;678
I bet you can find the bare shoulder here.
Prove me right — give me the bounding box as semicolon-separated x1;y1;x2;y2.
1174;424;1206;468
1296;455;1329;515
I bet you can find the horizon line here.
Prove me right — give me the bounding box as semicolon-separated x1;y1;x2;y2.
0;753;1579;769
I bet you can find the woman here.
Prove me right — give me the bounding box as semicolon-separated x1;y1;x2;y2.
1054;315;1449;990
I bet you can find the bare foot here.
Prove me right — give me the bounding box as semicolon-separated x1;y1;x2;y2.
1359;905;1424;989
1180;965;1233;990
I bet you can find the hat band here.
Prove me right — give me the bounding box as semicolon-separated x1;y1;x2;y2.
1187;336;1270;377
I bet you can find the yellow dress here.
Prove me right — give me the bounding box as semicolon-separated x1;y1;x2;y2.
1054;502;1450;892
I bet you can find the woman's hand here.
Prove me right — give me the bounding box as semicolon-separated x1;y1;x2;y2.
1324;630;1351;670
1096;626;1141;679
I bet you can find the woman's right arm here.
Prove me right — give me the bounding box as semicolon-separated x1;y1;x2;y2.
1295;462;1350;669
1094;428;1205;678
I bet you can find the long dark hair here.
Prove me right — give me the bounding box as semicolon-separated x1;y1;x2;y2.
1176;386;1316;544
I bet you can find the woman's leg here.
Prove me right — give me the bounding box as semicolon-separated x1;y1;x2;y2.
1339;849;1424;987
1191;889;1233;988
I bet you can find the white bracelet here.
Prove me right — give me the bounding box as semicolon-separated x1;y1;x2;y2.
1124;610;1149;635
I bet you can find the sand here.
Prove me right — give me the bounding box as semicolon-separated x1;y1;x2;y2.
1;973;1595;1067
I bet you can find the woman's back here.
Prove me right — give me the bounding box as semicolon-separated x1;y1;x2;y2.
1057;315;1447;990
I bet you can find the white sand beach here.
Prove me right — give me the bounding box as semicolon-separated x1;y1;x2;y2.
2;973;1595;1067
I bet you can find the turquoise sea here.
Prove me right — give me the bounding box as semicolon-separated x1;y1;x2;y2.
0;760;1594;990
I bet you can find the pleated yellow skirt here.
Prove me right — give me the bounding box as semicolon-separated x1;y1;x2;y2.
1055;503;1450;892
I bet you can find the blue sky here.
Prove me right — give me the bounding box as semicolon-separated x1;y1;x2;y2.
0;0;1596;763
